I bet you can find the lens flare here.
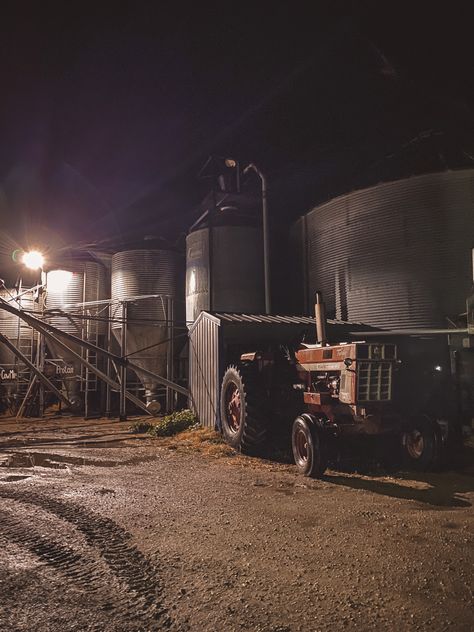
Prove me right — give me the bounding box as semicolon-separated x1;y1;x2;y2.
22;250;44;270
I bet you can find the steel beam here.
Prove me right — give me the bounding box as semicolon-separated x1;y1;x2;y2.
0;333;71;408
0;298;188;399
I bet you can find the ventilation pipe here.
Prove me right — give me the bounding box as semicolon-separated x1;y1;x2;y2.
243;163;271;314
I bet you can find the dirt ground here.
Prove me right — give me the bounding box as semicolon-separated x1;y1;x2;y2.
0;416;473;632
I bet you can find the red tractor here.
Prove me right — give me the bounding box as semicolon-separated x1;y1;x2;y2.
219;294;453;477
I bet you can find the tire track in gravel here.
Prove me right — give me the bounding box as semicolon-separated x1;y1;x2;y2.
0;489;177;630
0;509;106;588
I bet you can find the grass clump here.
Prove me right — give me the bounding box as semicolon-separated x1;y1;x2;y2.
130;409;198;436
149;409;198;437
130;420;155;434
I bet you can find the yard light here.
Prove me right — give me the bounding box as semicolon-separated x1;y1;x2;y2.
22;250;44;270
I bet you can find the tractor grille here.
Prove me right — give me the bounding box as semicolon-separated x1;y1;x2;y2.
357;362;392;401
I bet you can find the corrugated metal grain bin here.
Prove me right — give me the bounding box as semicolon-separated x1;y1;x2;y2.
111;248;182;408
44;260;108;404
292;169;474;329
186;224;265;323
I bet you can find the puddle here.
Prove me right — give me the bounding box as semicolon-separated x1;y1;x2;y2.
0;475;31;482
0;452;120;469
0;450;159;470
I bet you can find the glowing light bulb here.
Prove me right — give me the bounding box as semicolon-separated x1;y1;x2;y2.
22;250;44;270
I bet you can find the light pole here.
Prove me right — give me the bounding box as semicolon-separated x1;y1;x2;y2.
19;249;46;415
243;163;271;314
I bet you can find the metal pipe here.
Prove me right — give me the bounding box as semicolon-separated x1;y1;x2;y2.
0;298;122;362
209;188;215;312
347;328;469;337
38;291;45;417
243;163;271;314
127;360;188;397
0;297;189;398
119;302;127;421
105;302;112;417
61;293;176;308
315;292;327;345
38;330;45;417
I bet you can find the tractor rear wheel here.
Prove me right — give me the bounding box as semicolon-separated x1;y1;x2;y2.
220;365;267;454
401;415;442;470
292;414;328;478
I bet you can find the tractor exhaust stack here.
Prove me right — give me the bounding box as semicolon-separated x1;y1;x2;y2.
315;292;327;345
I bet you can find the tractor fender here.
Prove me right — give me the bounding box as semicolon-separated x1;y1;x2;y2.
240;352;259;362
299;412;339;439
299;412;326;430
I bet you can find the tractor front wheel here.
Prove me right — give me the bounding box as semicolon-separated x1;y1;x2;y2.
220;365;267;454
292;414;328;478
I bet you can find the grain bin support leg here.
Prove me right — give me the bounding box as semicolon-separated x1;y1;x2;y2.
105;304;112;417
166;296;174;413
119;302;127;421
16;374;37;420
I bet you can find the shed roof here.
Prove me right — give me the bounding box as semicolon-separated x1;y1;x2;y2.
189;311;374;344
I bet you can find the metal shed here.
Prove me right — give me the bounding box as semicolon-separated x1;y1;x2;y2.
188;311;368;428
188;312;221;430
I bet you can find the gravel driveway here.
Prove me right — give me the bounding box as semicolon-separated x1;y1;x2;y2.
0;417;473;631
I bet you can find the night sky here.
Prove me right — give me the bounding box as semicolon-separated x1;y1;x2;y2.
1;2;473;283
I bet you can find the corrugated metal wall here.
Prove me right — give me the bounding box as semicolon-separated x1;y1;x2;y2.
293;169;474;328
188;312;221;428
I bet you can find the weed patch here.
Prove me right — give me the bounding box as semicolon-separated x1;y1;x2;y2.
130;409;198;437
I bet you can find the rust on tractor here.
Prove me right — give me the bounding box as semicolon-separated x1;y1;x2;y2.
224;382;241;433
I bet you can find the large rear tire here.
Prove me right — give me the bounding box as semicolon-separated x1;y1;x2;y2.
401;415;442;470
292;414;328;478
220;365;267;454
